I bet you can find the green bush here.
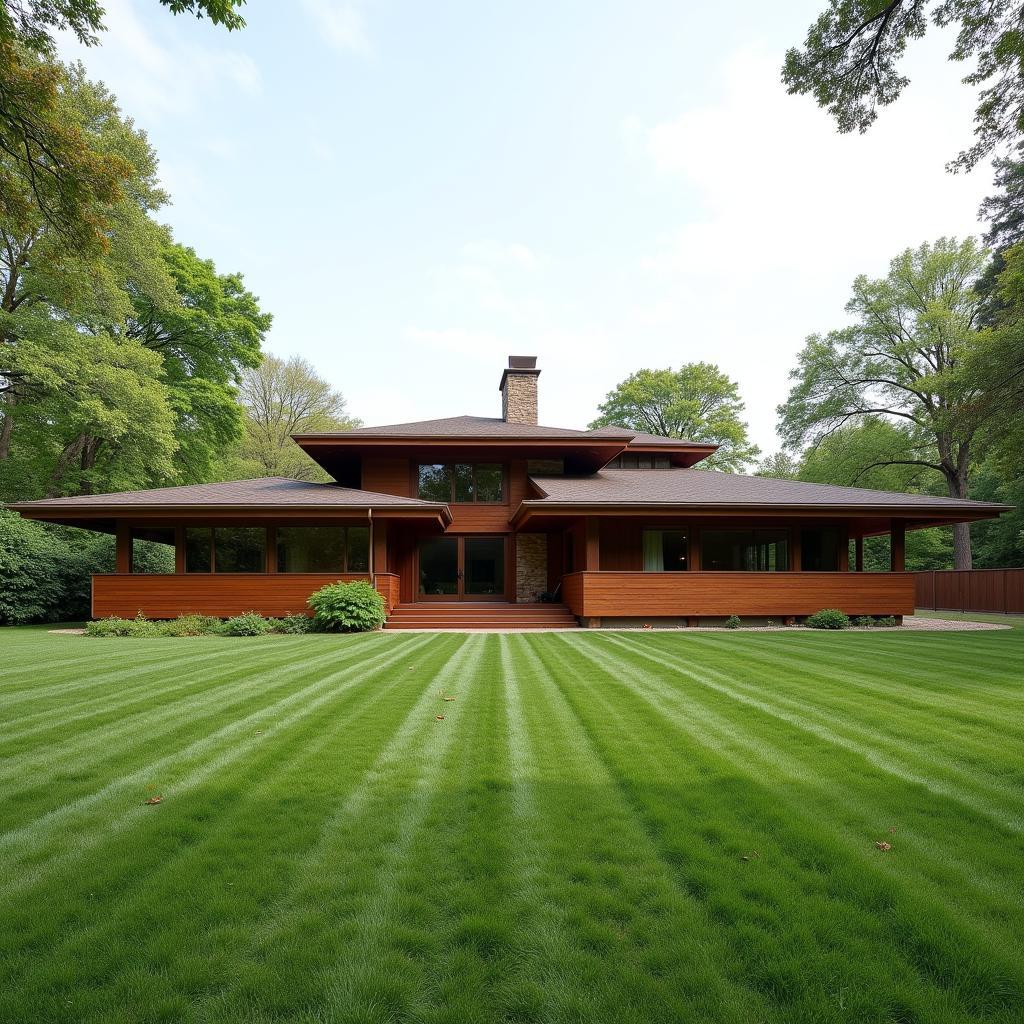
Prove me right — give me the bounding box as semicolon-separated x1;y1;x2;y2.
724;614;742;629
875;615;899;627
308;580;385;633
162;614;223;637
277;613;313;634
805;608;850;630
854;616;875;628
222;612;273;637
85;616;139;637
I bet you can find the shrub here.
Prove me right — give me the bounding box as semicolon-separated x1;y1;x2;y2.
308;580;385;633
277;613;313;634
875;615;898;627
85;616;139;637
162;614;223;637
805;608;850;630
222;612;273;637
854;616;875;628
724;614;742;629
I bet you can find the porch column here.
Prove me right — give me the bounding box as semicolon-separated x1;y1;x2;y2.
789;528;801;572
854;535;864;573
837;524;850;572
890;519;906;572
266;527;277;573
373;519;388;574
174;526;185;573
584;517;600;571
115;522;131;574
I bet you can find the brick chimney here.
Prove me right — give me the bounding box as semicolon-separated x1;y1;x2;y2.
498;355;540;425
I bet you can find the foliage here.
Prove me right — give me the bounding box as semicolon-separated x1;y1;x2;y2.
307;580;385;633
220;353;359;481
589;363;760;472
783;1;1024;170
724;614;741;629
754;451;799;479
779;238;996;568
805;608;850;630
855;616;875;627
161;614;223;637
222;611;273;637
277;612;313;634
875;615;899;627
0;2;244;248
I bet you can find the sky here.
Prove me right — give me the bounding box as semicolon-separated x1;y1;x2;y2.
60;0;995;457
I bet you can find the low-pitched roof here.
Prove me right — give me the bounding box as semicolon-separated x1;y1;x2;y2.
586;426;704;447
524;468;1010;512
10;477;444;510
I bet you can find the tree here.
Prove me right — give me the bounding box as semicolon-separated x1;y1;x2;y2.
226;354;360;481
755;451;799;479
0;1;245;248
783;1;1024;171
588;363;760;472
778;237;1001;568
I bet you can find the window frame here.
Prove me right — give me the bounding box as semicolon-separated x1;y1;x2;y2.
275;525;371;574
699;528;791;572
416;462;506;504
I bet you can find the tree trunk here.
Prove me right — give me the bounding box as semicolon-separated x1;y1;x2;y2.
0;403;12;461
46;435;87;497
945;459;973;570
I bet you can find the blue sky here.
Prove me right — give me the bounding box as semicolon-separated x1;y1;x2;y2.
62;1;994;454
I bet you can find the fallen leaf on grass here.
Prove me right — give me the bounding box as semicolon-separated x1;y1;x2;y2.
875;841;892;852
442;696;456;702
888;826;897;834
435;715;445;721
741;851;759;861
144;795;163;806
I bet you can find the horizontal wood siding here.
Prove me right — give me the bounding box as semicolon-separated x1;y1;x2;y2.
93;574;370;619
914;569;1024;614
361;458;412;497
564;571;916;617
374;573;401;612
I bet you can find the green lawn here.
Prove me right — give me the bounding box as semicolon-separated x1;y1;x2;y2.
1;627;1022;1024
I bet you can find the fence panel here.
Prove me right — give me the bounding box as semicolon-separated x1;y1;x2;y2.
913;569;1024;614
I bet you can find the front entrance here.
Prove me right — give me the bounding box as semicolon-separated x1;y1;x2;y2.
417;536;506;600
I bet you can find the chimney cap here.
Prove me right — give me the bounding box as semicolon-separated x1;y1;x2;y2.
498;355;541;391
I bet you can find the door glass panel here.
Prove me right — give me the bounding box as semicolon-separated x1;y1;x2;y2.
464;537;504;596
419;538;458;595
452;464;474;502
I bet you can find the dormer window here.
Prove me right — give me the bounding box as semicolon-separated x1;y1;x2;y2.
418;463;504;503
607;454;672;469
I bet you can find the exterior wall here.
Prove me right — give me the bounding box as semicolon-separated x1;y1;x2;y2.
361;458;411;497
501;373;538;425
92;573;373;619
515;533;548;602
561;571;916;620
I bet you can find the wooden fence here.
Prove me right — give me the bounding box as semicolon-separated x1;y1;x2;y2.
914;569;1024;614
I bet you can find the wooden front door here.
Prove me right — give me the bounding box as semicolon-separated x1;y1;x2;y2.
417;536;506;601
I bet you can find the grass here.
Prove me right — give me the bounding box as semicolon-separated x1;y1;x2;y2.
1;626;1022;1024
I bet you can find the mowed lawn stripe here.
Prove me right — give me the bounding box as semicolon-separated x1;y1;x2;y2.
573;635;1024;941
0;635;465;1023
539;634;1023;1023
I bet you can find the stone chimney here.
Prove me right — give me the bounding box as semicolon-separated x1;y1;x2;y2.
498;355;540;425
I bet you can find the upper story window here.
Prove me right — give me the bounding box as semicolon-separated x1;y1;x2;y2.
418;463;504;503
607;453;672;469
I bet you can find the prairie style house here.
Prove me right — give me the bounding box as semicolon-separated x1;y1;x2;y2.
11;356;1009;628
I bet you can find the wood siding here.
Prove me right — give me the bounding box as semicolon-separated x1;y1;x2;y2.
914;568;1024;614
561;571;916;618
361;458;412;497
374;573;401;612
93;573;371;619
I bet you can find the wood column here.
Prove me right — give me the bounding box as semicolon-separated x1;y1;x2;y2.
890;520;906;572
855;535;864;573
115;522;131;574
373;520;388;574
584;518;600;571
789;528;801;572
174;526;186;574
689;529;701;571
266;526;277;573
837;524;850;572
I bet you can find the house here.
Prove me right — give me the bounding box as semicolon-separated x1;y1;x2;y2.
10;356;1010;628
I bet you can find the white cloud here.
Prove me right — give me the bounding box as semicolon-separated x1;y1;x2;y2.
300;0;371;55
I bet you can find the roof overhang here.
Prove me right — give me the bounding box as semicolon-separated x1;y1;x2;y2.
599;444;719;469
9;502;453;533
511;500;1010;533
292;435;630;476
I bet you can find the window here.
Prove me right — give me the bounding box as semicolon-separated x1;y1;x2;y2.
214;528;266;573
642;530;688;571
130;527;175;574
275;526;371;573
701;529;789;571
417;463;504;502
800;528;840;571
185;527;267;573
607;454;671;469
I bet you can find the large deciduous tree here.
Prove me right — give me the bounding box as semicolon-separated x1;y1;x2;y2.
778;237;1003;568
589;363;760;472
783;1;1024;171
227;354;360;481
0;0;246;249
